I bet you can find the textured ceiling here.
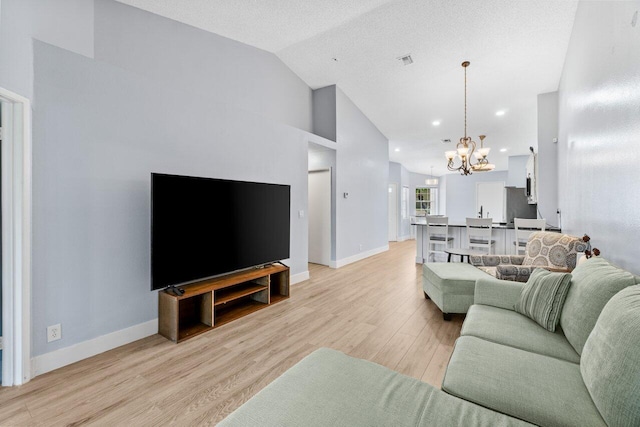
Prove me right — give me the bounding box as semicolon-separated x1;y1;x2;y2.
116;0;578;176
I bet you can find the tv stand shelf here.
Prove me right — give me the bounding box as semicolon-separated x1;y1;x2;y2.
158;264;289;343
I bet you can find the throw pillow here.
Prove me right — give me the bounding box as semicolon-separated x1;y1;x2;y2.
515;268;572;332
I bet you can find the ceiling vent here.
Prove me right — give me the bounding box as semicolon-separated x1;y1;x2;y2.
398;54;413;66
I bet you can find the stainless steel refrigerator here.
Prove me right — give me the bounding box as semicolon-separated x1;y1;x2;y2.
504;186;537;225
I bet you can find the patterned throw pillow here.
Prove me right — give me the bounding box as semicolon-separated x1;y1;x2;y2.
522;232;587;269
515;268;572;332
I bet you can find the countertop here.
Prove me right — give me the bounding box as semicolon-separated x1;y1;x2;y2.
410;217;561;231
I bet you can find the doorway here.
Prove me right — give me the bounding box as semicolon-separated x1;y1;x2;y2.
0;87;32;386
388;184;397;241
308;170;331;265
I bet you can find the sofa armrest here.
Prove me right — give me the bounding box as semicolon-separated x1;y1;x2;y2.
470;255;525;267
474;277;525;310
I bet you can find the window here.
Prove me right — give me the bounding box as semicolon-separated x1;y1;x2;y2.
416;187;437;215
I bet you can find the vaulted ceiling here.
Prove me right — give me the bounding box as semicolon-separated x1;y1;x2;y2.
116;0;578;176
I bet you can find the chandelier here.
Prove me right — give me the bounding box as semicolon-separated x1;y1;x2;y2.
445;61;495;175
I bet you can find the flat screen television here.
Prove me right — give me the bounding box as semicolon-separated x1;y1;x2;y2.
151;173;290;291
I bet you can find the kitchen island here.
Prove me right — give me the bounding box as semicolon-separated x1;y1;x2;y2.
411;217;560;263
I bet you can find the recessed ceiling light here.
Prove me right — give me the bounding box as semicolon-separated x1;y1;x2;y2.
432;121;441;126
394;148;400;152
496;110;506;116
500;148;507;152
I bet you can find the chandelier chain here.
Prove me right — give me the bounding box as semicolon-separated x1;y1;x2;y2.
464;64;467;138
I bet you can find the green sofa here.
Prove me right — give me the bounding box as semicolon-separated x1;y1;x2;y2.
444;256;640;427
219;257;640;426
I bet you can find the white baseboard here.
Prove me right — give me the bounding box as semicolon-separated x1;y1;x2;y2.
31;319;158;377
397;235;412;242
330;245;389;268
290;270;309;285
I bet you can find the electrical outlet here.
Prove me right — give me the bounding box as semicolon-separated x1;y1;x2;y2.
359;244;363;251
47;324;62;343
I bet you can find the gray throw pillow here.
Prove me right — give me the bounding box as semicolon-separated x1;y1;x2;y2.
515;268;572;332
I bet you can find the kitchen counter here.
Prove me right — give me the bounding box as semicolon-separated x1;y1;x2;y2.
410;217;560;231
411;217;561;263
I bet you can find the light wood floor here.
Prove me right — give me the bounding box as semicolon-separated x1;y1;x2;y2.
0;240;464;426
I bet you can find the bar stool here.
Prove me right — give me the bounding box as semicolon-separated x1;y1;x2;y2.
466;217;495;254
426;215;454;262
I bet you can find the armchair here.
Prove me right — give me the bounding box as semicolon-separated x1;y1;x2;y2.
469;231;587;282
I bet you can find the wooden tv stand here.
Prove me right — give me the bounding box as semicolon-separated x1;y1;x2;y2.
158;263;290;343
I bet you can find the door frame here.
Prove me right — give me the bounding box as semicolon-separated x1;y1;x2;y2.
388;183;398;241
0;86;33;386
308;168;332;266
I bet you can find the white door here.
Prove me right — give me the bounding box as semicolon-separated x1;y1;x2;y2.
476;181;505;223
388;184;398;241
308;170;331;265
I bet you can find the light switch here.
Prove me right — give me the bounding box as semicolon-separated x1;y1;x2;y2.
298;210;304;218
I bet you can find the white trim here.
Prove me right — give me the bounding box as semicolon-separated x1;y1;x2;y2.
330;245;389;269
290;271;310;285
397;234;412;242
31;319;158;377
0;86;32;386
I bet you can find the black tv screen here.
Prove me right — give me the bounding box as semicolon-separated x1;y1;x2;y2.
151;173;290;290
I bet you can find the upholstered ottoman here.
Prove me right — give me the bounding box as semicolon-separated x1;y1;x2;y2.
423;263;489;320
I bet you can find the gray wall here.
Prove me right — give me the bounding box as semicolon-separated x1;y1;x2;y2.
312;87;337;142
0;0;94;99
443;171;509;223
507;155;528;188
94;0;312;132
28;0;314;356
335;87;389;260
558;1;640;274
537;92;560;227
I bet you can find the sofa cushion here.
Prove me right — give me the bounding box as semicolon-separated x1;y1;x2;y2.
581;285;640;427
495;264;535;282
461;305;580;363
514;268;572;332
560;257;636;355
442;336;606;427
219;347;533;427
422;262;488;295
423;263;491;314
